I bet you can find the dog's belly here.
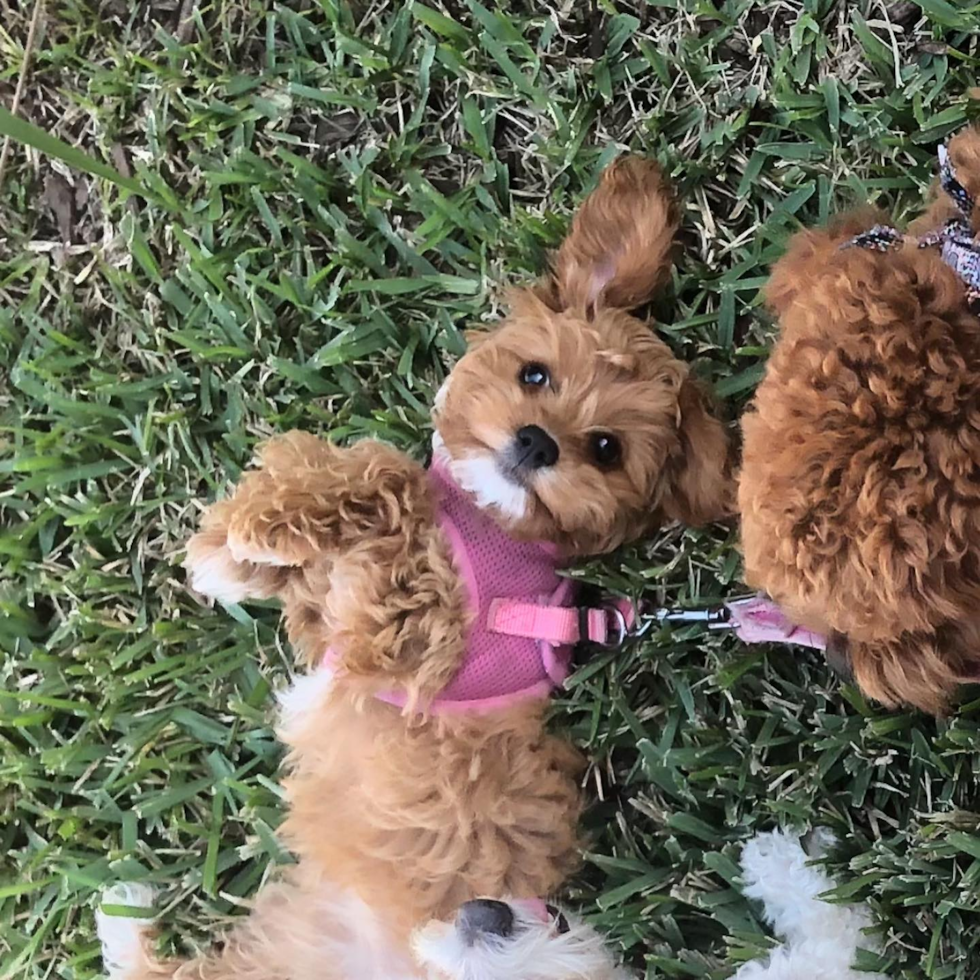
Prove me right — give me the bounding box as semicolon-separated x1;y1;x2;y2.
277;682;583;933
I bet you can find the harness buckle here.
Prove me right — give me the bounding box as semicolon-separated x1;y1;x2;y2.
602;604;629;647
579;604;630;647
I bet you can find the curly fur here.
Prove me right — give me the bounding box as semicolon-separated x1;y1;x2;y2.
96;876;627;980
278;671;583;937
739;125;980;713
733;830;884;980
183;155;732;935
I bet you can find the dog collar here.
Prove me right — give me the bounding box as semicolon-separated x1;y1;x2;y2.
841;144;980;308
369;458;635;715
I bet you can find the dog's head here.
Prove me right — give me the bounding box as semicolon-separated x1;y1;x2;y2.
434;158;731;556
413;898;629;980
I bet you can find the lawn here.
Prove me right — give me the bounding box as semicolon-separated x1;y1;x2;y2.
3;1;980;978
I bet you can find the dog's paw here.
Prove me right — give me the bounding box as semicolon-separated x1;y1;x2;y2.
97;883;157;980
741;829;810;880
226;530;296;567
185;529;255;602
741;830;842;946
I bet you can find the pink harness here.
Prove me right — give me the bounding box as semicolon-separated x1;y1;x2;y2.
371;460;634;715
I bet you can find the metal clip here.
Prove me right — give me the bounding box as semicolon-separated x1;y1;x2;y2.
601;605;629;647
649;606;732;628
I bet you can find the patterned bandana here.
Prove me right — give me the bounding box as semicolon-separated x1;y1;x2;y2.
842;144;980;307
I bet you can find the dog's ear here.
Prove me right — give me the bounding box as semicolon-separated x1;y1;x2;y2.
660;379;732;526
848;627;970;716
544;157;680;314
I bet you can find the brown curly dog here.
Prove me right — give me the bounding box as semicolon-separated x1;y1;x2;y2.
739;124;980;714
184;156;731;941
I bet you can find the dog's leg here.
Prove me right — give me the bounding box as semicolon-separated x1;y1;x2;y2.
98;874;407;980
184;497;290;604
185;432;430;601
97;884;178;980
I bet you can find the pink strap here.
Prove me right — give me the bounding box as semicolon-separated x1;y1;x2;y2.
487;598;635;646
724;595;826;650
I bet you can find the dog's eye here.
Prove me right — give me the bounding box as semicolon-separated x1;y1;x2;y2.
589;432;622;468
519;362;550;388
545;904;570;934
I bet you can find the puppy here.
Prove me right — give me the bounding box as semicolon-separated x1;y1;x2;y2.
96;879;629;980
739;125;980;713
184;156;731;935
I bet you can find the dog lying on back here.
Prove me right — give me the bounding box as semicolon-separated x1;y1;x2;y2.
184;156;731;936
739;124;980;713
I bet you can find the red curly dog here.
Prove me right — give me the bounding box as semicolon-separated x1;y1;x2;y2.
740;124;980;714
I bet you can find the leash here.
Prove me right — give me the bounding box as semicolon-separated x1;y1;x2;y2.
563;593;827;650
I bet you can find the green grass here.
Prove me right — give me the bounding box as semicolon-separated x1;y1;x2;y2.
3;1;980;977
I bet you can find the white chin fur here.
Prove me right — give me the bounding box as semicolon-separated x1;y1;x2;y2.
432;435;529;522
412;905;622;980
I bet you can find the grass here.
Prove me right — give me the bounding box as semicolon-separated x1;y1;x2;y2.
3;0;980;977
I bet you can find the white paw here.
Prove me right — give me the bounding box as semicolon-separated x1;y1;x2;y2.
226;532;294;567
97;883;157;979
741;829;812;888
186;544;252;603
276;665;337;745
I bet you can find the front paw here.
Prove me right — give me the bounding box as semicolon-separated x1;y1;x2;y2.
185;528;261;603
224;513;321;567
226;530;299;566
185;506;289;603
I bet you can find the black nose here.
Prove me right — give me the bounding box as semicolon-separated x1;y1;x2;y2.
513;425;559;470
455;900;515;945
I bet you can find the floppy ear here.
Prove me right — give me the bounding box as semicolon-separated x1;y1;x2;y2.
848;630;963;716
545;156;680;313
661;379;733;526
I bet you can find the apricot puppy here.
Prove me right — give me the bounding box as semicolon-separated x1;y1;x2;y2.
186;156;731;937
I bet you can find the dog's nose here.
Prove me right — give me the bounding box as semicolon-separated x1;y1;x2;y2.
512;425;559;470
455;900;515;945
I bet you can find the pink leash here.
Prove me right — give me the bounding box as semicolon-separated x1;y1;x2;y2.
650;594;827;650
